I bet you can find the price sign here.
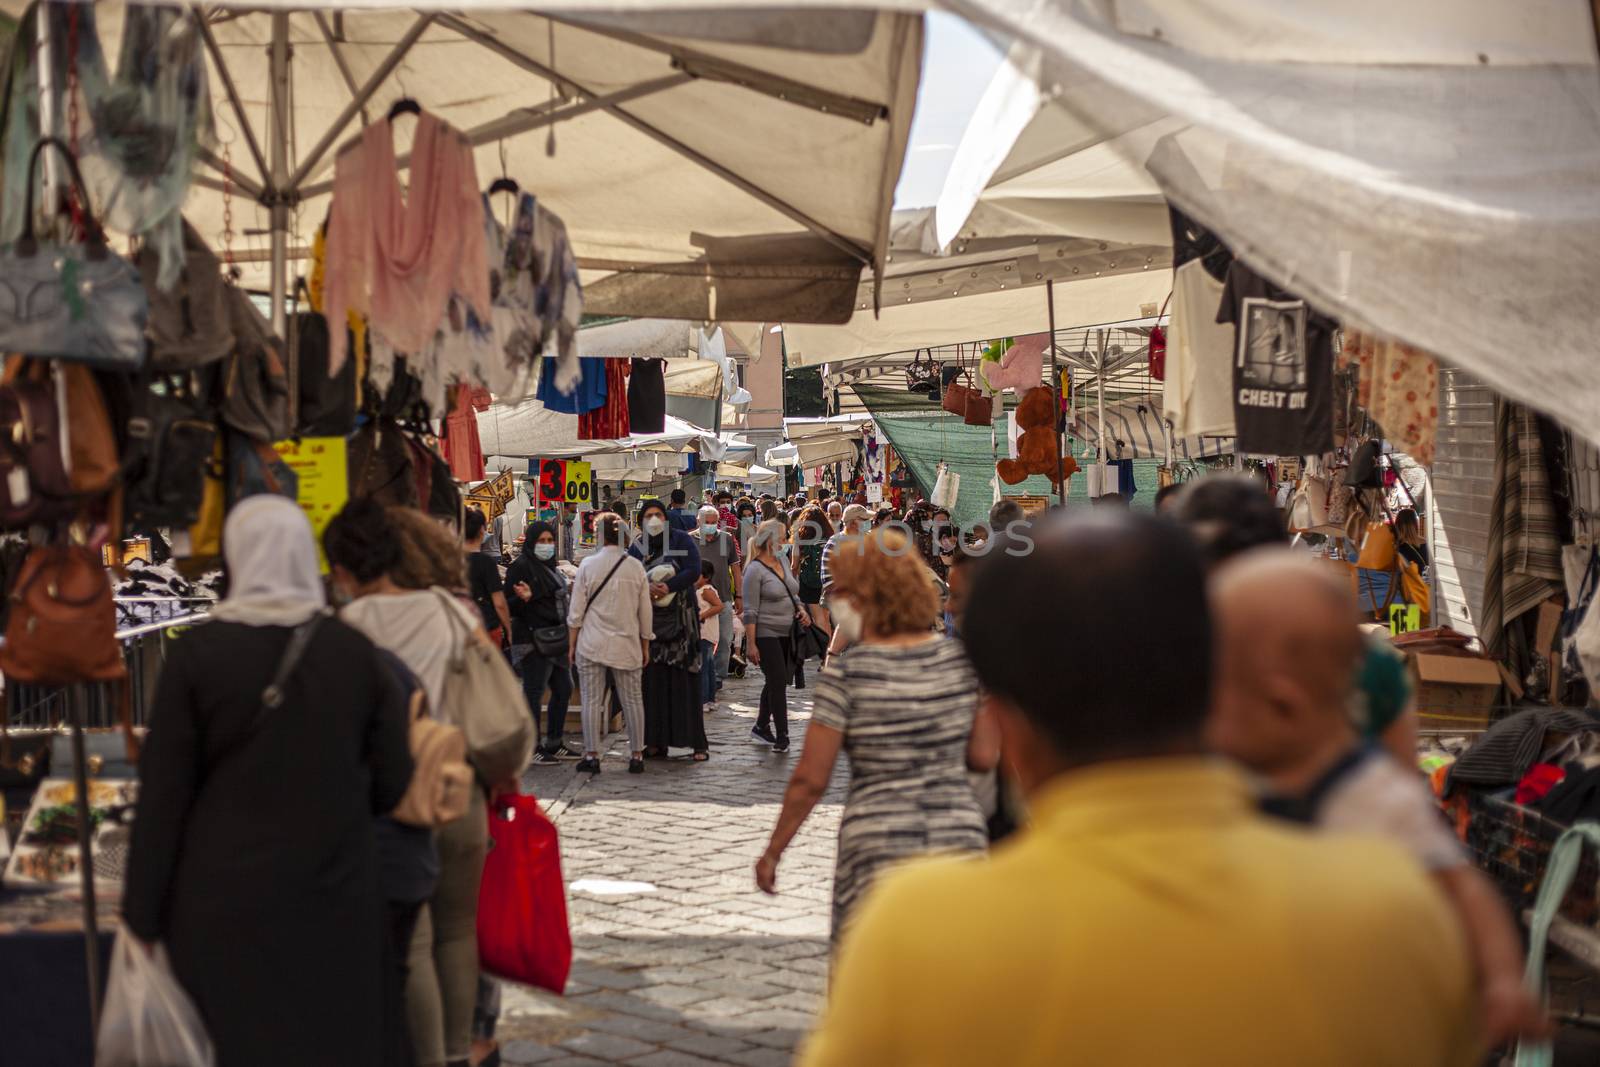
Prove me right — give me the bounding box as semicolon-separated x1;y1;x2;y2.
564;460;593;504
865;483;884;504
537;459;566;506
273;436;349;571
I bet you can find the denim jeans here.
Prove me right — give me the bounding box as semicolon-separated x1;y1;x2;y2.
700;639;717;706
520;650;572;750
715;603;734;690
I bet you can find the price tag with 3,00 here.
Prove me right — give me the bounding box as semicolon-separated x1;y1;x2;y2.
564;460;592;504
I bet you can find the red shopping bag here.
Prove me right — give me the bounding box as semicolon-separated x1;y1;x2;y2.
478;793;572;993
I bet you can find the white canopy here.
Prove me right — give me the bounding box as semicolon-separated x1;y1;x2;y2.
936;0;1600;440
577;318;759;362
13;4;923;334
478;399;706;458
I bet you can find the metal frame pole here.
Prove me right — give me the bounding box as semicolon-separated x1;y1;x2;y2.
267;12;291;340
36;5;60;222
68;684;102;1033
1047;280;1064;505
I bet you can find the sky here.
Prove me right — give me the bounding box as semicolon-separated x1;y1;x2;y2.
893;12;1007;210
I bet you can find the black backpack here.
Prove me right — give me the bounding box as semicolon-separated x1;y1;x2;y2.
124;380;219;533
140;219;235;372
291;280;357;437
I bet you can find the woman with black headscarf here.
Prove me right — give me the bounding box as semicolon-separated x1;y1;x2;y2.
506;521;574;762
630;498;709;760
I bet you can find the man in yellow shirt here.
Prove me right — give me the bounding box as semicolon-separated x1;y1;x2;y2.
800;512;1479;1067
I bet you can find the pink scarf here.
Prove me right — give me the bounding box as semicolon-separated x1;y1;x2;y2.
324;113;491;374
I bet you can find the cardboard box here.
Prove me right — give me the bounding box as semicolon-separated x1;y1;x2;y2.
1409;652;1503;731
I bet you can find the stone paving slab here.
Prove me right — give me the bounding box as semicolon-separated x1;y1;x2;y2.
495;671;843;1065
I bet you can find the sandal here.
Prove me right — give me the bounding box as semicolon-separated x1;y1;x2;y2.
692;750;710;762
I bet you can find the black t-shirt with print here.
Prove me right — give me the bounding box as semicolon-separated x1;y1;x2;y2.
467;551;503;632
1216;262;1335;457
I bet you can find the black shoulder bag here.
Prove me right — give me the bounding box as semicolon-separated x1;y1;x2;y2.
211;611;327;769
760;561;831;663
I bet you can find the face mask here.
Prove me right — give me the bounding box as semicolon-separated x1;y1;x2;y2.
831;598;863;643
533;544;556;561
700;524;719;539
644;516;666;536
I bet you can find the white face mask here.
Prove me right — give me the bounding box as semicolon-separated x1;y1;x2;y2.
700;524;719;539
533;543;556;560
831;598;864;643
644;516;666;536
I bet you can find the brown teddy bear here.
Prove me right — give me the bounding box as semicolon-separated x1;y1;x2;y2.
998;386;1077;488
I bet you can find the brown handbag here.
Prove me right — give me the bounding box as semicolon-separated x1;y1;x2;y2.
963;388;994;426
0;376;73;528
0;544;124;685
942;370;973;416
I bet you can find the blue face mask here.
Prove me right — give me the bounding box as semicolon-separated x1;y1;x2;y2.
700;524;719;539
533;544;556;561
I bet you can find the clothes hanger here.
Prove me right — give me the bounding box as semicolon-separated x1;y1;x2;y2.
387;97;422;121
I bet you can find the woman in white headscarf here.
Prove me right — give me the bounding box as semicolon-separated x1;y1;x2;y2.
123;495;413;1067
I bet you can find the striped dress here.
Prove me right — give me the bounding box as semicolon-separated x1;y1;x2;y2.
812;639;988;945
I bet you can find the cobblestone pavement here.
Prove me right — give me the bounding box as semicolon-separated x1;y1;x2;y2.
495;666;844;1066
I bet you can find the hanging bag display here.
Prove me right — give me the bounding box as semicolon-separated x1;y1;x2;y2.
930;463;960;509
95;924;216;1067
941;368;973;416
478;792;572;994
215;287;290;443
0;373;74;528
0;139;147;369
123;382;217;533
963;387;994;427
291;278;356;436
348;419;417;506
434;589;534;784
1148;291;1172;381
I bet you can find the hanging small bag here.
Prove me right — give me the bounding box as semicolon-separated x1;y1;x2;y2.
140;218;234;372
963;387;994;427
215;288;290;443
941;369;973;416
0;139;147;368
0;543;124;685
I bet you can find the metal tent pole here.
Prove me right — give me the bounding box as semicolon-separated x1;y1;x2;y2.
267;12;291;340
1096;330;1109;475
1047;279;1064;505
68;684;102;1034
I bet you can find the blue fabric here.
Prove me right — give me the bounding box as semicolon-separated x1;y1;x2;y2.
700;640;717;704
1355;568;1394;614
667;508;697;533
537;356;607;414
1112;459;1137;499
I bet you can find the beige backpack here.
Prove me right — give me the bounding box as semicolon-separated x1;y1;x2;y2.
391;688;474;828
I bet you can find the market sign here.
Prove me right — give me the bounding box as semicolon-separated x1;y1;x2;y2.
465;467;517;519
533;458;594;505
273;436;349;571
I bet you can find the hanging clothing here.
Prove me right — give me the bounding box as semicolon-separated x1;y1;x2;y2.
537;356;606;415
1344;330;1440;467
310;221;369;397
628;358;667;434
1482;400;1566;666
1215;261;1335;457
578;358;631;439
1162;209;1237;440
1;4;214;292
441;384;486;483
324;111;490;375
485;192;583;396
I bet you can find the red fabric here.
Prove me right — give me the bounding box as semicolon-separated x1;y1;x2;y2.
1148;324;1166;381
1515;763;1566;805
578;359;630;439
478;793;572;993
442;385;486;482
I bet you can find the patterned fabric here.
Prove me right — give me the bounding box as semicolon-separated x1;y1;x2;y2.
487;192;582;395
1483;400;1565;667
811;640;987;946
578;358;631;439
575;658;644;755
1345;330;1440;466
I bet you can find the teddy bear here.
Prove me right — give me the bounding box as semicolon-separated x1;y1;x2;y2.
997;385;1077;488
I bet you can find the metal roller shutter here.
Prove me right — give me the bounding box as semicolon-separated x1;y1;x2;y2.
1428;367;1496;638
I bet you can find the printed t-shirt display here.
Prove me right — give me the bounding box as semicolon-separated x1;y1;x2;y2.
1216;262;1335;457
1162;209;1237;440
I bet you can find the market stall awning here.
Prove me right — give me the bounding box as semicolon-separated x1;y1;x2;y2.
941;0;1600;441
478;400;705;458
15;4;923;330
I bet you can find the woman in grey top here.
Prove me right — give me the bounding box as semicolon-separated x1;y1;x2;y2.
742;519;809;752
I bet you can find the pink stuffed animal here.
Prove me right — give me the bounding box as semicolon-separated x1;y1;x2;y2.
981;333;1047;394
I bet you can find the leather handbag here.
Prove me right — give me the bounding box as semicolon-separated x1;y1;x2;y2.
0;544;124;685
434;590;534;784
141;218;234;372
963;387;994;427
0;139;147;368
216;287;290;443
941;370;973;416
348;419;418;506
0;374;74;527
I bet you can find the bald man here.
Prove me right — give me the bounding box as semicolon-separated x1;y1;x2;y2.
1210;549;1545;1048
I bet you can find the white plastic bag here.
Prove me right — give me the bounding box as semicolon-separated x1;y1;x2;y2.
96;925;215;1067
930;464;960;509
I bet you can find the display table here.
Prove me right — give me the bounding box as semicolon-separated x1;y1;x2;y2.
0;890;115;1067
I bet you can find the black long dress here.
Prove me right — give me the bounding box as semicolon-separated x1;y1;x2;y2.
123;619;412;1067
631;528;707;752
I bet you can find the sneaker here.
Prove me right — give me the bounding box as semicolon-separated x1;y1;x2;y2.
531;750;560;765
751;725;777;746
575;757;601;775
773;738;791;754
628;757;645;774
560;739;586;758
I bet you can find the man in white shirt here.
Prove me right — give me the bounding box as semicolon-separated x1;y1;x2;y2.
567;513;654;775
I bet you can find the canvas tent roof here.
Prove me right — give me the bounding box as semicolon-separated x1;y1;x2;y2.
7;3;922;334
478;401;707;459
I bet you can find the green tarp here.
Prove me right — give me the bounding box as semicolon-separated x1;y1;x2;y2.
858;386;1161;529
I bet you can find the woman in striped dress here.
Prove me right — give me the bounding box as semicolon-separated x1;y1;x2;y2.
755;527;1000;947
